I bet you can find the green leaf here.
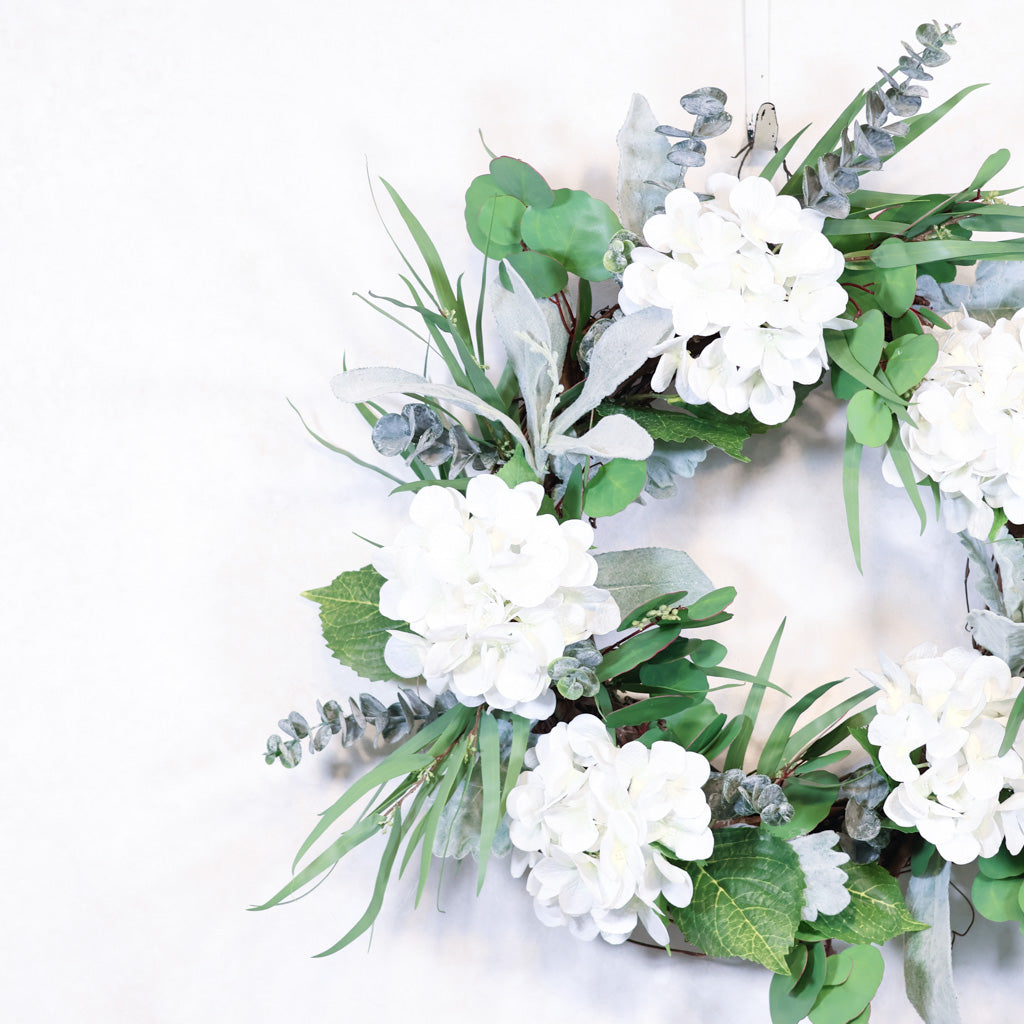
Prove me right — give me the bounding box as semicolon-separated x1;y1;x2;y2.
781;687;877;765
891;83;988;158
885;429;929;534
464;174;522;259
594;547;714;626
559;463;584;521
813;862;926;945
978;846;1024;880
758;678;848;777
883;332;938;395
765;770;839;841
760;123;809;183
725;619;787;771
846;389;893;448
597;625;684;683
502;249;568;299
488;156;554;209
500;714;531;815
520;188;621;281
582;459;647;517
600;403;750;460
972;873;1024;924
872;238;1024;268
873;254;918;317
497;448;541;487
603;692;704;728
845;308;883;373
826;329;905;406
674;828;803;972
770;942;827;1024
478;194;526;248
808;944;884;1024
313;808;404;956
475;712;502;895
389;477;470;495
417;734;471;904
303;567;404;682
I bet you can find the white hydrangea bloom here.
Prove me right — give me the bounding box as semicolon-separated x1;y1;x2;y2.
506;715;713;944
619;173;848;425
374;476;620;720
865;644;1024;863
882;310;1024;539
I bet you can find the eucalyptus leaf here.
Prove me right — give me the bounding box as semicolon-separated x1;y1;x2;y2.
582;459;647;518
520;188;621;281
846;388;893;447
488;156;554;209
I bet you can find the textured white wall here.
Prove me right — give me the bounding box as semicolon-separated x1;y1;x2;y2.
3;2;1022;1021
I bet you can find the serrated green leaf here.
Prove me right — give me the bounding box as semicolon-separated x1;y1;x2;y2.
813;862;926;945
303;567;404;682
520;188;620;281
582;458;647;517
673;828;803;972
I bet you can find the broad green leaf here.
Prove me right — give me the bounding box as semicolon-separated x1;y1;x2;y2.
600;402;751;460
597;625;684;683
826;330;904;406
303;567;404;682
594;547;714;626
978;846;1024;880
497;448;541;487
846;308;883;372
478;194;525;248
884;332;938;395
488;156;554;209
808;944;883;1024
873;254;918;317
520;188;621;281
812;862;926;945
847;389;893;448
972;873;1024;924
687;586;738;620
674;828;804;972
765;770;839;841
502;249;568;298
464;174;521;258
582;459;647;517
603;691;702;728
770;941;826;1024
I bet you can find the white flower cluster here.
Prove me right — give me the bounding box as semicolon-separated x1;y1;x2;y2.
866;644;1024;863
884;310;1024;539
618;174;848;425
506;715;714;944
375;476;620;720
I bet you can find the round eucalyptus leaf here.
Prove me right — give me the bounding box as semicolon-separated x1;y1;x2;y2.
520;188;620;282
667;138;707;167
463;174;521;258
884;332;938;394
488;156;554;209
501;249;568;299
885;88;923;117
655;124;691;138
477;194;526;249
846;389;893;448
978;846;1024;880
972;873;1024;923
582;458;647;517
371;412;412;456
692;111;733;139
679;86;727;117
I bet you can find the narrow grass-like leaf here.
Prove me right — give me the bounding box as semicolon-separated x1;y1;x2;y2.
604;693;702;728
890;83;987;158
700;715;747;761
758;678;848;777
313;809;404;957
725;620;787;771
886;428;928;533
842;426;864;572
254;814;384;911
389;478;471;495
475;713;502;894
998;688;1024;756
760;123;809;183
782;687;876;764
799;709;875;765
779;89;867;198
500;714;531;814
417;735;470;904
397;783;437;877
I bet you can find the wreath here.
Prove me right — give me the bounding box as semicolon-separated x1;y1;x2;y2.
255;21;1024;1024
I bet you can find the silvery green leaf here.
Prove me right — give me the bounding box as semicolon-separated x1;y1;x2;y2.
898;51;934;81
381;707;411;743
412;428;453;467
679;86;727;117
692;111;732;140
594;547;713;625
865;90;887;127
331;367;530;465
812;190;851;220
278;739;302;768
446;423;484;475
992;538;1024;621
359;694;389;730
319;699;342;724
916;22;945;47
545;414;653;461
861;124;896;158
905;862;963;1024
398;686;433;721
760;802;794;827
885;87;922;117
962;532;1009;617
851;124;883;169
434;779;484;860
403;402;442;441
547;657;577;679
311;724;333;752
347;696;366;732
938;260;1024;324
371;412;412;456
550;307;673;437
565;639;602;669
845;798;882;841
966;610;1024;674
789;830;852;921
720;768;747;803
654;124;691;139
491;262;567;457
617;94;674;234
803;166;824;207
667;138;707;168
266;734;282;755
840;767;889;809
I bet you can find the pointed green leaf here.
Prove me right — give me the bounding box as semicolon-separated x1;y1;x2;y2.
674;828;803;972
813;862;927;945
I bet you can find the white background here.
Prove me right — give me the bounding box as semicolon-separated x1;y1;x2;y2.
4;2;1024;1021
